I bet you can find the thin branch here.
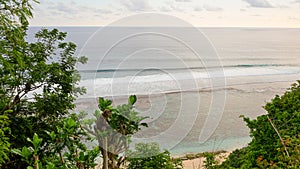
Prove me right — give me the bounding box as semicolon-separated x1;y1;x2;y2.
266;115;290;157
82;126;96;136
59;152;65;165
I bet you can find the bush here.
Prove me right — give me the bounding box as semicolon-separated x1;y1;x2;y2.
218;148;251;168
12;117;100;169
203;152;217;169
219;81;300;168
127;142;182;169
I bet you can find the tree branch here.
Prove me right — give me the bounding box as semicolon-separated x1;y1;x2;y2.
266;115;290;157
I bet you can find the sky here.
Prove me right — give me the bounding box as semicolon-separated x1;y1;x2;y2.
30;0;300;27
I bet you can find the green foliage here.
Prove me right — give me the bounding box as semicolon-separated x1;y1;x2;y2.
203;152;217;169
219;81;300;168
11;133;42;168
275;134;300;168
218;148;252;169
0;112;10;166
0;0;36;31
1;0;88;168
0;1;35;163
127;142;182;169
83;95;148;169
128;95;137;105
12;117;100;169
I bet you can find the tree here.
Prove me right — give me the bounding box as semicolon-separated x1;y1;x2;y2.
0;0;35;164
126;142;182;169
219;81;300;168
0;0;87;168
82;95;148;169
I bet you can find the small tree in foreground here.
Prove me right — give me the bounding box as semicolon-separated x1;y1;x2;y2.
126;142;182;169
82;95;148;169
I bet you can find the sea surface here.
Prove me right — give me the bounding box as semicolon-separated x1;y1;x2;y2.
28;27;300;155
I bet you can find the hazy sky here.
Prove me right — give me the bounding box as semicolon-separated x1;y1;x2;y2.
30;0;300;27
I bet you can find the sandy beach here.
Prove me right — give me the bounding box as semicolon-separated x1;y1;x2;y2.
181;152;230;169
95;151;230;169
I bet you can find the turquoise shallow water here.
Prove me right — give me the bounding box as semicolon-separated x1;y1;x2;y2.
171;137;251;155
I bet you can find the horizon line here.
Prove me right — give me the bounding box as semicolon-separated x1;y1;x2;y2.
28;25;300;29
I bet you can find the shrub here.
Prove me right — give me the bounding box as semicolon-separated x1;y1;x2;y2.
219;81;300;168
12;117;99;169
127;142;183;169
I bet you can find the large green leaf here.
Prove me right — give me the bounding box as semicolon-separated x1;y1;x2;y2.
128;95;137;105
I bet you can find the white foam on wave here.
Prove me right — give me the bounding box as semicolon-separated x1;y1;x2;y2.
78;66;300;98
222;66;300;77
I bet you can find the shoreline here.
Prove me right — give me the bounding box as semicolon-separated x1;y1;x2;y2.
179;151;231;169
95;151;232;169
95;151;231;169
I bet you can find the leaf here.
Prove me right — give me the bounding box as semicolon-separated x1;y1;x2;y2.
129;95;137;105
49;131;56;141
98;97;113;111
140;123;148;127
79;152;85;161
27;137;32;143
11;147;32;159
66;118;76;128
21;147;32;158
94;110;101;118
11;149;22;156
4;109;13;114
78;56;88;64
46;162;56;169
32;133;42;151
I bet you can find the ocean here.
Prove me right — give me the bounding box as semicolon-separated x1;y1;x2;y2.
28;27;300;155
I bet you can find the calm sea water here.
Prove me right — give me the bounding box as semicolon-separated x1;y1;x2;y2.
29;27;300;154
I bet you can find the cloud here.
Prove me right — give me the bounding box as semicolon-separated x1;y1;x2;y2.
175;0;192;2
203;5;223;11
159;5;184;12
94;8;113;15
192;5;222;12
243;0;274;8
194;6;203;11
47;2;79;14
159;1;185;12
120;0;152;12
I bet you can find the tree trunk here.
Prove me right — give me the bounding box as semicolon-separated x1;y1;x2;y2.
33;155;39;169
102;137;108;169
